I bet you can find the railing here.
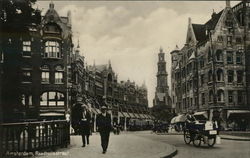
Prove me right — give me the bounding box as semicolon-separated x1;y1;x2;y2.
0;120;70;156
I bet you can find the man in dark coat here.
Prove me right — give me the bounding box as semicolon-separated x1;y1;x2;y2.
71;102;82;135
97;106;112;154
79;105;92;147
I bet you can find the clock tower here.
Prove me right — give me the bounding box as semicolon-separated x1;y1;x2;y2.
154;47;171;109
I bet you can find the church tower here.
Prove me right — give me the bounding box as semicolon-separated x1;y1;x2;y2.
154;47;171;109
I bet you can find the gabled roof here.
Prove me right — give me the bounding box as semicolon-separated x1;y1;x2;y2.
205;11;223;30
191;11;223;45
191;24;206;43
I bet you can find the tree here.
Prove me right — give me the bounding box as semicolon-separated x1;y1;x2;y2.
0;0;41;122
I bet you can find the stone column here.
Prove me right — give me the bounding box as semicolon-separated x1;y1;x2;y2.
124;117;127;131
94;114;96;132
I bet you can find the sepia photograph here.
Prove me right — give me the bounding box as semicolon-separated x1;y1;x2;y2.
0;0;250;157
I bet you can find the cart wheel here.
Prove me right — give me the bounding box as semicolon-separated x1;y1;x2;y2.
184;130;191;144
193;135;201;147
207;137;216;147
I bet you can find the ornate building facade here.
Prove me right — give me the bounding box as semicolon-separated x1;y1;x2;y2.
171;1;250;128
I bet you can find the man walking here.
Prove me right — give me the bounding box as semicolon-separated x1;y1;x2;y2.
80;105;92;147
97;106;112;154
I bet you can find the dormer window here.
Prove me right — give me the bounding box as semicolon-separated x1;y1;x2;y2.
44;41;61;58
44;23;61;34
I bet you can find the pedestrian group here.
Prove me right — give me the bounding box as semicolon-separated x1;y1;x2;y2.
71;98;112;154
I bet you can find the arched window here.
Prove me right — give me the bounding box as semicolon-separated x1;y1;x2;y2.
217;69;224;81
208;70;213;82
216;49;223;62
217;90;224;102
40;91;65;106
108;73;112;82
209;90;213;102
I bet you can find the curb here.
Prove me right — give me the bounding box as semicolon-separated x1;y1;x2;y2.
162;149;178;158
221;137;250;141
156;133;182;135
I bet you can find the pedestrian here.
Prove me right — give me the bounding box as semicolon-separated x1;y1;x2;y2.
71;99;83;135
80;105;92;147
97;106;112;154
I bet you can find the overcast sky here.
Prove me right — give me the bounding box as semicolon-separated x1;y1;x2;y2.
36;1;239;107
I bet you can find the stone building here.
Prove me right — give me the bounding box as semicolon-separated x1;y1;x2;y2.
153;48;171;110
171;0;250;129
81;62;153;131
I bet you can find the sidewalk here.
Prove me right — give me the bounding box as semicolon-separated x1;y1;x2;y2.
155;131;250;141
220;134;250;141
36;132;177;158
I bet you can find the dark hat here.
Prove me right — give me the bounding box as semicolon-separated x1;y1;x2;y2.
101;106;107;110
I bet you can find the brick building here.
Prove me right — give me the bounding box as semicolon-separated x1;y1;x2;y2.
171;0;250;129
1;2;73;121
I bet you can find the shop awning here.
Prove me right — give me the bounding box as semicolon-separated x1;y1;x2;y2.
194;111;208;120
138;114;146;119
118;112;125;117
227;110;250;118
170;114;186;124
134;113;141;119
40;112;64;116
128;113;136;119
91;108;98;115
96;108;101;114
122;112;130;118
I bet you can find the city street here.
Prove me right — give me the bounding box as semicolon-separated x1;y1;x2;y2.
135;132;250;158
31;131;250;158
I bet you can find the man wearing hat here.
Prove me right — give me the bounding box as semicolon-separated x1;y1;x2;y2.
96;106;112;154
79;104;92;147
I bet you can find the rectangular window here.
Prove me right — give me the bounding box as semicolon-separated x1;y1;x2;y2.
236;52;242;64
202;93;205;105
227;36;232;45
228;71;234;83
238;91;243;104
42;71;49;83
227;51;233;64
22;70;32;82
236;37;242;43
22;41;31;57
55;72;63;84
237;71;243;83
0;51;3;63
228;91;234;103
217;36;223;42
44;41;60;58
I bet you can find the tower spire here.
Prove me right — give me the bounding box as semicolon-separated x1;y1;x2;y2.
226;0;231;8
159;46;163;53
49;1;54;9
77;38;80;49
